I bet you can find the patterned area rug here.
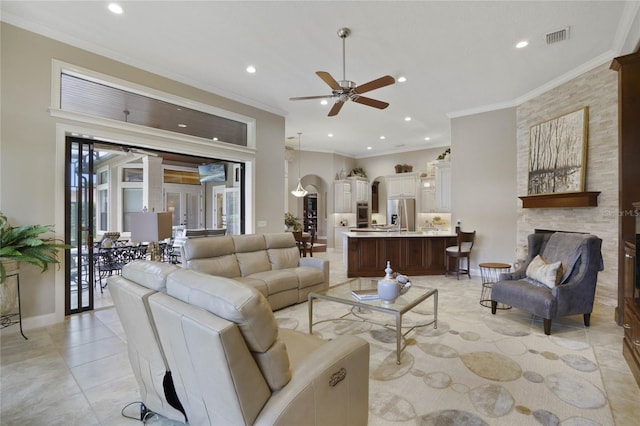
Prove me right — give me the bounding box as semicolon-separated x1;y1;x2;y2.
274;279;614;426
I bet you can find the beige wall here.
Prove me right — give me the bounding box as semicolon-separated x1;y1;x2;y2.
451;107;519;269
516;63;619;306
1;23;285;324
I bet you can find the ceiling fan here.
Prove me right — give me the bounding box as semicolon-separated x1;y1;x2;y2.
289;27;395;117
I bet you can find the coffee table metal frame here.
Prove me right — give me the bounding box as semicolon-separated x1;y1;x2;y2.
308;278;437;364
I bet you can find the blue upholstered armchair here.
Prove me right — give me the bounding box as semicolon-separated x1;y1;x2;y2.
491;232;604;335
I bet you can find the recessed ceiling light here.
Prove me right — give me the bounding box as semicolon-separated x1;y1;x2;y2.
213;137;218;141
108;3;123;14
424;137;431;141
178;124;187;128
516;40;529;49
320;99;328;105
397;76;407;83
379;136;386;140
367;146;373;150
246;65;256;73
328;133;334;137
404;116;411;121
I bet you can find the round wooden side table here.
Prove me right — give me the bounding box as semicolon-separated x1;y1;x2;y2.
479;262;512;310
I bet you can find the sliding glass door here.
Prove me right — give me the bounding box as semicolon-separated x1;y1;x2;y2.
65;137;95;314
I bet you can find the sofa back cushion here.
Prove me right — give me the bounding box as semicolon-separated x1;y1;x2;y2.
233;234;272;276
181;236;241;278
166;269;291;390
121;260;181;291
264;233;300;269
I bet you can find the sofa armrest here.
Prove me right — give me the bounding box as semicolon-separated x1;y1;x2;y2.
255;335;370;426
299;257;330;286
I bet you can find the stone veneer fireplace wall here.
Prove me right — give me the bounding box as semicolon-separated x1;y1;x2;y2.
516;63;619;306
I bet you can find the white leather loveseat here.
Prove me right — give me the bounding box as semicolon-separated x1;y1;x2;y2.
109;260;370;425
181;233;329;310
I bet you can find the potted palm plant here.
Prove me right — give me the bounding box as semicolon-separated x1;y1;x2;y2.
0;211;69;284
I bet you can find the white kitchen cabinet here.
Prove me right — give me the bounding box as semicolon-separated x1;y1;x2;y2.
435;161;451;212
334;180;352;213
420;177;436;212
387;173;417;198
334;226;349;251
349;177;369;202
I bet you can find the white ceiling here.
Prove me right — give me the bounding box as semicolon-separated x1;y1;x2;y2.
2;1;638;158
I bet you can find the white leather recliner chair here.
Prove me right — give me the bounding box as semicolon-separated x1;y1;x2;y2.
148;268;370;425
108;261;187;422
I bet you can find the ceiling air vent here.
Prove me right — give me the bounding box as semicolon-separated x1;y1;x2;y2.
546;27;570;45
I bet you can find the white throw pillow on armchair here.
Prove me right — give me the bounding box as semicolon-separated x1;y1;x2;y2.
526;255;563;288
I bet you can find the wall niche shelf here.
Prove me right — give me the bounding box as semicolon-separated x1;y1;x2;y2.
519;191;600;208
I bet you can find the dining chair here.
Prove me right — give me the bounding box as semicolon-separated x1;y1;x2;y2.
445;230;476;279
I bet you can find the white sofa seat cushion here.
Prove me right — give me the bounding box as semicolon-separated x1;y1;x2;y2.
293;266;326;289
165;269;292;390
250;269;300;294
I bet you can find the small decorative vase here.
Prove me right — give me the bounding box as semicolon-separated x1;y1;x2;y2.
378;261;399;304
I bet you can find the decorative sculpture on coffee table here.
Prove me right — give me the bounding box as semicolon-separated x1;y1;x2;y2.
377;261;411;305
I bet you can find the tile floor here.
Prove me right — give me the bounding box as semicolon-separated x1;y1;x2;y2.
1;250;639;425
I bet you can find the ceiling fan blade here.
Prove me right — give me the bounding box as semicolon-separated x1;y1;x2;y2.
352;96;389;110
289;95;333;101
316;71;341;90
354;75;395;94
328;100;345;116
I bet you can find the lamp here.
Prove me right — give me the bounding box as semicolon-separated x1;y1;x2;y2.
291;132;308;198
130;212;173;261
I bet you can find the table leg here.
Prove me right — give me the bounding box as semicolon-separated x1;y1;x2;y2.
396;313;402;364
308;296;314;334
434;289;438;329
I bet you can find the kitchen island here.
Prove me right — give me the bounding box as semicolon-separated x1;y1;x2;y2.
344;231;457;277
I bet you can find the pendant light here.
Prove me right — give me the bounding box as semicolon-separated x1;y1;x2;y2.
291;132;308;198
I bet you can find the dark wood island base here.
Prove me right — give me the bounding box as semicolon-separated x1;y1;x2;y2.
346;232;457;277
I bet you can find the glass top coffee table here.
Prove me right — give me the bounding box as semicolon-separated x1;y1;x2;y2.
308;278;438;364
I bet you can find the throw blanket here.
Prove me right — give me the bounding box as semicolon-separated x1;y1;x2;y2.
542;232;589;284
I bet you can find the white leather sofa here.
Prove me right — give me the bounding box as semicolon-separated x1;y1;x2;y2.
110;260;370;425
181;233;329;310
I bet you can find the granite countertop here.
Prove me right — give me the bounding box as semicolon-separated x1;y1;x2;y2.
344;230;456;238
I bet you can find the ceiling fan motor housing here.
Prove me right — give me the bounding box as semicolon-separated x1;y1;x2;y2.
339;80;356;90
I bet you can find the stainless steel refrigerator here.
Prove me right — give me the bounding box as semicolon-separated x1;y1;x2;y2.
387;198;416;231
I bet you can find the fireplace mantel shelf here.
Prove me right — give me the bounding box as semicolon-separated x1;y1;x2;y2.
519;192;600;208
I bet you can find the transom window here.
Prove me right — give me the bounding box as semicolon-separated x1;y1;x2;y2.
60;73;248;146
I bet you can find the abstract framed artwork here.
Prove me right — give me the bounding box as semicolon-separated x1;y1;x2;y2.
527;107;589;195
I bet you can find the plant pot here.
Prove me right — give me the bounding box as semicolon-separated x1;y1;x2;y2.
0;259;19;316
